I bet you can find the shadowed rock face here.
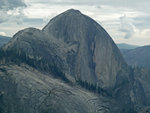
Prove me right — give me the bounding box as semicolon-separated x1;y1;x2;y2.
0;9;150;113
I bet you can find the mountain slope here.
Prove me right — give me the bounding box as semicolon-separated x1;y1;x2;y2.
0;64;113;113
0;35;10;47
43;9;126;88
121;45;150;68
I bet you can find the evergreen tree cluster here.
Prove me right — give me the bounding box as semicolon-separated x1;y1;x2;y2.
0;49;111;96
0;49;69;83
76;78;112;97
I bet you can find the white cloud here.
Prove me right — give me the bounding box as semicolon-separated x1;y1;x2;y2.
0;32;6;36
119;15;136;39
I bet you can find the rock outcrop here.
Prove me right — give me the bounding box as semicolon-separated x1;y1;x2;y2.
3;9;126;89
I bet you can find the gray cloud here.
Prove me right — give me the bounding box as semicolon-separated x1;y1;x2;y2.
0;10;10;23
0;0;26;10
133;15;150;29
120;27;134;39
0;0;26;24
119;15;135;39
28;0;150;12
23;18;44;25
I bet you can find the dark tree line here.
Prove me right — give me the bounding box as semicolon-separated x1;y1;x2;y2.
0;49;111;96
0;49;69;83
76;78;112;97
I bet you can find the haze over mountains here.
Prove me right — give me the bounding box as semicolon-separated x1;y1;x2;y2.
0;9;150;113
117;43;139;50
0;35;10;47
121;45;150;68
116;43;150;68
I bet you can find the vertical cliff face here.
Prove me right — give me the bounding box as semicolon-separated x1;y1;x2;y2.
43;9;125;88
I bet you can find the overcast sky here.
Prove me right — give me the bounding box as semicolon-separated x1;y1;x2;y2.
0;0;150;45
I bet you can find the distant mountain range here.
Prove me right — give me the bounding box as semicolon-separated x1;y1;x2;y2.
117;43;139;49
121;45;150;68
0;9;150;113
117;43;150;68
0;35;10;47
